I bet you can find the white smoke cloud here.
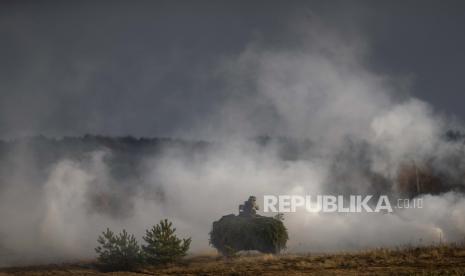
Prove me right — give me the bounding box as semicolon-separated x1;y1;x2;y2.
164;18;465;252
1;17;465;267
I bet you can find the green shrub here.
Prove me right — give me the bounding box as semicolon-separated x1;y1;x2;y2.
142;219;191;264
95;228;142;271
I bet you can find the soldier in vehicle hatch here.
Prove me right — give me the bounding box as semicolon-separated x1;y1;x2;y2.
239;196;259;216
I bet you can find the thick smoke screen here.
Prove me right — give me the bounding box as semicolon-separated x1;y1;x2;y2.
1;1;465;267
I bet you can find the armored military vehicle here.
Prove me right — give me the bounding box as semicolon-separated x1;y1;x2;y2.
210;196;288;255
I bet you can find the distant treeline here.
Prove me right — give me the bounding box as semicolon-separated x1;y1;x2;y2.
0;132;465;202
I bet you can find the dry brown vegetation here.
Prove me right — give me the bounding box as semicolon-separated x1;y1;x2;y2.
1;244;465;275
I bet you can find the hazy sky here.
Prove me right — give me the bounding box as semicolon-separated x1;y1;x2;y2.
1;0;464;138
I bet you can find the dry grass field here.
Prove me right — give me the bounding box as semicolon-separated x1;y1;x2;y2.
2;244;465;275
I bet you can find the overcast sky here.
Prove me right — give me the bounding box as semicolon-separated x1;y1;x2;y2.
1;0;464;139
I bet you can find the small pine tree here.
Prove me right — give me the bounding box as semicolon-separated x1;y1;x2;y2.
95;228;142;271
142;219;191;264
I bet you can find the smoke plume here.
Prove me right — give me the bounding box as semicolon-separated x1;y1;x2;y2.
1;18;465;266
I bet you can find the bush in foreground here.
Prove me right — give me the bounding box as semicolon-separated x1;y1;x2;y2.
142;219;192;264
95;219;191;271
95;228;143;271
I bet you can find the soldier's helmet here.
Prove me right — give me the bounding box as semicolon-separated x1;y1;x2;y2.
249;196;256;202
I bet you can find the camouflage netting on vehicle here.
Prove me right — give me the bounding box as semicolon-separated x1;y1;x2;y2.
210;214;288;255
